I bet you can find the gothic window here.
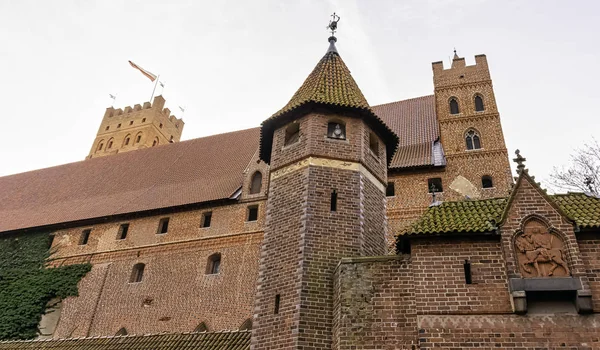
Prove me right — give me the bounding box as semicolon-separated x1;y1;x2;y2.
135;133;142;143
465;129;481;150
327;121;346;140
201;211;212;228
97;141;104;151
129;263;145;283
206;253;221;274
482;175;493;188
107;138;114;149
449;98;459;115
124;137;130;146
247;205;258;222
117;223;129;240
369;132;378;155
250;171;263;194
284;122;300;146
115;328;128;336
194;322;208;332
79;229;91;245
428;178;443;193
152;137;159;147
474;94;485;112
239;318;253;330
157;217;169;234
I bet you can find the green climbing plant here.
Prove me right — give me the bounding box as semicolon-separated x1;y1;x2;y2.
0;232;90;340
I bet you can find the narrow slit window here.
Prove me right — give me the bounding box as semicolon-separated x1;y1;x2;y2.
107;140;113;149
206;253;221;274
464;260;472;284
79;229;91;245
201;212;212;228
247;205;259;222
369;132;378;155
330;190;338;212
386;182;395;197
129;263;145;283
157;217;169;234
274;294;281;314
117;223;129;240
136;135;142;143
124;137;130;146
129;120;134;125
117;123;121;128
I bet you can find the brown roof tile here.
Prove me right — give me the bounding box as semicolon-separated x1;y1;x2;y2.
0;330;251;349
373;95;439;169
0;128;260;233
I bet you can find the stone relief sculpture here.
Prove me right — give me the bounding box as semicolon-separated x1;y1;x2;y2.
515;220;570;278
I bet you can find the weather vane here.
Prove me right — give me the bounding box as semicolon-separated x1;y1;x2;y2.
327;12;340;36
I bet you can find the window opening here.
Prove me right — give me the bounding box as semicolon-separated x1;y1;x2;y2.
274;294;281;314
466;129;481;150
239;318;253;330
79;229;91;245
201;212;212;228
250;172;263;194
327;122;346;140
206;253;221;274
464;260;473;284
428;178;443;193
482;175;493;189
115;328;128;336
157;217;169;234
159;123;163;128
194;322;208;332
397;238;411;255
284;123;300;146
98;142;104;151
105;126;110;131
124;137;130;146
330;190;338;212
449;98;459;114
129;120;134;125
117;123;121;128
136;135;142;143
369;132;378;155
107;140;113;149
142;118;146;123
474;95;485;111
129;263;145;283
117;223;129;240
526;291;577;314
247;205;258;222
386;182;395;197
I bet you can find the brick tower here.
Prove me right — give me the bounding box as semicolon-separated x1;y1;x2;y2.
433;52;512;199
251;35;398;350
87;95;184;159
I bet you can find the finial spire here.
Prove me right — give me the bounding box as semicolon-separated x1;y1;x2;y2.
326;13;340;53
453;48;459;60
513;149;527;174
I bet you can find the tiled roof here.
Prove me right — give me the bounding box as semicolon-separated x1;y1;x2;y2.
260;39;399;165
0;128;260;233
373;95;440;169
406;193;600;235
0;330;251;349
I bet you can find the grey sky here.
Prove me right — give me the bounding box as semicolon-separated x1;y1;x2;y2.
0;0;598;192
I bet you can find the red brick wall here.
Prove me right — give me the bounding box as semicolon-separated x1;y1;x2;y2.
577;235;600;311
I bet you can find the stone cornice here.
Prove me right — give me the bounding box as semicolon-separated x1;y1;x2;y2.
434;80;493;91
439;113;500;124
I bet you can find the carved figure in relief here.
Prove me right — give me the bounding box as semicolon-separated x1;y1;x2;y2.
515;230;570;277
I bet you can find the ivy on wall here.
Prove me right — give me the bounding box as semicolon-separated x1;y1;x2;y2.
0;232;90;340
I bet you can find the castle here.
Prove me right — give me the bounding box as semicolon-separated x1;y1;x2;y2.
0;32;599;350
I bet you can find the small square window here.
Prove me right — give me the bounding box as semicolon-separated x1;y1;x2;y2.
157;217;170;234
105;126;110;131
247;206;258;222
117;223;129;240
428;178;443;193
142;118;146;123
201;212;212;228
386;182;395;197
117;123;121;128
79;229;91;245
129;120;134;125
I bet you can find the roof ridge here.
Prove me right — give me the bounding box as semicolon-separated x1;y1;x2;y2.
372;94;435;108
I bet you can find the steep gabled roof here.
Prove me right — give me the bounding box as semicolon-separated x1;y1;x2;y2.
0;128;260;234
260;37;399;165
0;330;251;349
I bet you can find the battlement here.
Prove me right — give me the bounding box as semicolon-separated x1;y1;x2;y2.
432;54;491;88
102;96;182;125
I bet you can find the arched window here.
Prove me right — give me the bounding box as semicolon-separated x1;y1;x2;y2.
284;123;300;146
482;175;493;188
327;121;346;140
474;95;485;112
107;138;114;149
206;253;221;275
239;318;253;330
152;138;159;147
129;263;145;283
194;322;209;332
97;140;104;152
115;328;128;336
135;133;142;144
369;132;378;155
123;134;131;147
449;98;460;115
249;171;263;194
465;129;481;150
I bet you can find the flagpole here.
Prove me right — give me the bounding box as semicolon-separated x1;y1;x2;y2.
150;74;160;101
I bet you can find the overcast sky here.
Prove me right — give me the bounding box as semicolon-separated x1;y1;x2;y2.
0;0;598;191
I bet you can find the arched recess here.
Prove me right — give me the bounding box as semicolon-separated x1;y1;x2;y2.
249;171;263;194
194;322;209;332
96;140;105;152
107;137;115;150
122;134;132;147
239;318;253;330
449;97;460;115
474;94;485;112
135;132;143;144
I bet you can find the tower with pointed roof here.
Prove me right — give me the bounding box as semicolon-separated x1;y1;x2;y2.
251;30;398;350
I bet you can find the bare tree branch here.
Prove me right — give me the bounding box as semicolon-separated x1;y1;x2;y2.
550;138;600;195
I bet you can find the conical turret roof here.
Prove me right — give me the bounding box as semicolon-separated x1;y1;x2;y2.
260;37;398;164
